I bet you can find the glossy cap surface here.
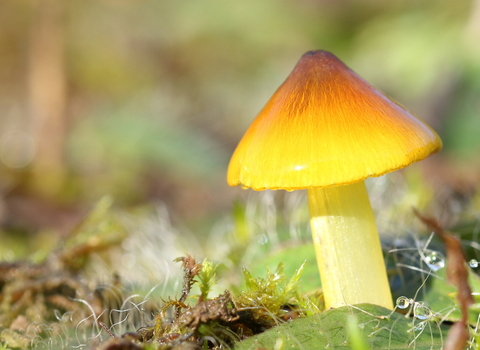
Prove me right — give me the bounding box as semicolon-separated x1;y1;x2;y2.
227;50;442;190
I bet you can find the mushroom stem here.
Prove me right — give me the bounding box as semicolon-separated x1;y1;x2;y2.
308;181;393;309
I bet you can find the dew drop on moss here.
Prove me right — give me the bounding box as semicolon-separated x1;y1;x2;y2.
396;296;411;309
423;251;445;271
413;302;432;320
256;234;268;244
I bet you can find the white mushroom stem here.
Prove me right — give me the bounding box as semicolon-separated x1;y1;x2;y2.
308;181;393;309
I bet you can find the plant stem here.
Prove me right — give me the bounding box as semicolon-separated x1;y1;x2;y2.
308;181;393;309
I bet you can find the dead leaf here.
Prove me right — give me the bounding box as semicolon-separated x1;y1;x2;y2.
414;209;473;350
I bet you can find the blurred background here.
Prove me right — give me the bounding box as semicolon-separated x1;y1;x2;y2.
0;0;479;254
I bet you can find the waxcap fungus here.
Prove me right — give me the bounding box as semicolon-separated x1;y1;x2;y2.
227;50;442;190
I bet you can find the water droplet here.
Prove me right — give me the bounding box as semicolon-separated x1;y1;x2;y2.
414;322;426;331
0;130;36;168
273;338;284;350
413;302;432;320
423;251;445;271
257;234;268;244
396;296;412;309
469;259;479;268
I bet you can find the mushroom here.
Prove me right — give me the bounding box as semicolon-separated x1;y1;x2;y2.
227;50;442;309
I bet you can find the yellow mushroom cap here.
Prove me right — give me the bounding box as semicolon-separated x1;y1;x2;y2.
227;50;442;191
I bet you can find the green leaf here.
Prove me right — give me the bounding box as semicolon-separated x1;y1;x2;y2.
234;304;447;350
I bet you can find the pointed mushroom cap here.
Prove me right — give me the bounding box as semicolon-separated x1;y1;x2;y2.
227;50;442;191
